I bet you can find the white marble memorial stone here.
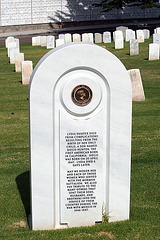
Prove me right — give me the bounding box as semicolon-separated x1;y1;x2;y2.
136;30;144;43
103;32;111;43
156;27;160;34
129;39;139;56
15;53;24;72
59;34;65;40
9;47;19;64
32;37;37;46
125;29;135;42
113;30;123;41
94;33;102;43
82;33;90;43
5;36;14;48
153;33;160;45
29;42;132;230
115;37;124;49
21;61;33;85
14;38;20;49
148;43;159;60
36;36;41;46
128;69;145;101
116;26;128;39
41;36;47;47
143;29;150;39
73;34;81;42
88;33;94;43
64;33;72;43
46;36;55;49
56;39;65;47
8;42;17;57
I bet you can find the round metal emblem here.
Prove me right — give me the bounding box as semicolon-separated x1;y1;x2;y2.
71;85;92;106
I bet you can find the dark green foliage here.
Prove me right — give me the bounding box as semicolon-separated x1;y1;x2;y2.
93;0;160;11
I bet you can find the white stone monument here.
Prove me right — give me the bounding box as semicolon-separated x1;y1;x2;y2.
46;36;55;49
64;33;72;43
29;42;132;230
115;37;124;49
128;69;145;101
41;36;47;47
32;37;37;46
88;33;94;43
136;30;144;43
94;33;102;43
82;33;90;43
148;43;159;60
113;30;123;41
5;36;14;48
73;34;81;42
15;53;24;72
9;47;19;64
143;29;150;39
129;39;139;56
125;29;135;42
59;34;65;40
153;33;160;45
56;39;65;47
21;61;33;85
103;32;111;43
116;26;128;39
7;42;17;57
36;36;41;46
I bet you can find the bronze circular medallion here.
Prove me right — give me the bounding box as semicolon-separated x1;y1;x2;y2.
71;85;92;106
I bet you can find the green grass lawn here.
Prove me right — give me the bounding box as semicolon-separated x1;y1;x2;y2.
0;38;160;239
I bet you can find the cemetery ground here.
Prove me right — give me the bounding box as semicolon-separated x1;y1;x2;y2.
0;38;159;240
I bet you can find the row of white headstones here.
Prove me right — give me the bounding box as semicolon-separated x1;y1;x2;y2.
31;27;160;60
5;27;160;100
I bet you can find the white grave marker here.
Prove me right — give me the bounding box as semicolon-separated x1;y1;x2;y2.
128;69;145;101
136;30;144;43
149;43;159;60
113;30;123;41
65;33;72;43
125;29;135;42
21;61;33;85
94;33;102;43
41;36;47;47
153;33;160;45
29;43;132;230
46;36;55;49
73;34;81;42
5;36;14;48
56;39;65;47
103;32;111;43
8;42;17;57
9;47;19;64
15;53;24;72
88;33;94;43
115;37;124;49
82;33;90;43
32;37;37;46
129;39;139;56
143;29;150;39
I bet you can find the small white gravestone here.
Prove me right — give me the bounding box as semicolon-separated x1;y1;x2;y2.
56;39;65;47
82;33;90;43
115;37;124;49
15;53;24;72
136;30;144;43
9;47;19;64
21;61;33;85
149;43;159;60
29;42;132;230
59;34;65;40
156;27;160;34
103;32;111;43
129;39;139;56
125;29;135;42
8;42;17;57
113;30;123;41
116;26;128;39
73;34;81;42
94;33;102;43
143;29;150;39
128;69;145;101
36;36;41;46
41;36;47;47
14;38;20;49
46;36;55;49
64;33;72;43
153;33;160;45
32;37;37;46
5;36;14;48
88;33;94;43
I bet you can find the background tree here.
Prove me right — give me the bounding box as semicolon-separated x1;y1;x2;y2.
93;0;160;11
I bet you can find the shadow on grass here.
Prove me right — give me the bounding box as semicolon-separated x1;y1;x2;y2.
16;171;30;220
